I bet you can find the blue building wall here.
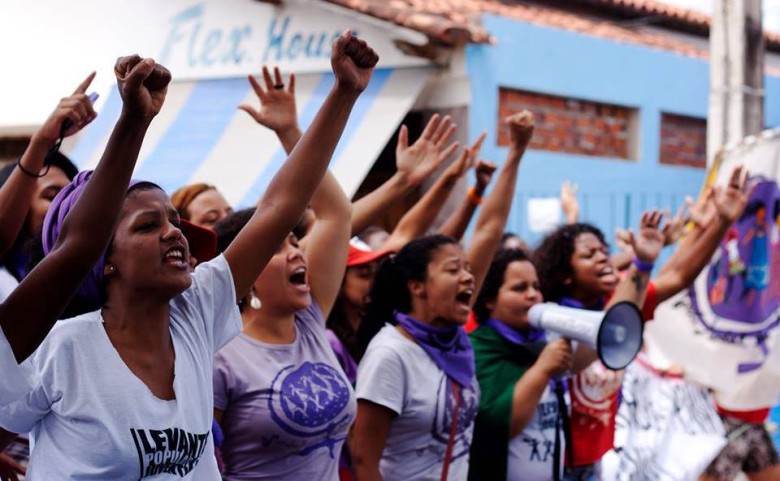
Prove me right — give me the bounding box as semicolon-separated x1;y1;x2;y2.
466;15;780;249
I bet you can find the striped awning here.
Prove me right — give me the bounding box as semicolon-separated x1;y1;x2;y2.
64;67;432;206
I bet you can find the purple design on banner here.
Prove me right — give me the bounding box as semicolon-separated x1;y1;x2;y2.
393;311;475;388
688;177;780;373
268;362;352;457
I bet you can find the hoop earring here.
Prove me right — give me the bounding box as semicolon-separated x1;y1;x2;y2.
250;293;262;310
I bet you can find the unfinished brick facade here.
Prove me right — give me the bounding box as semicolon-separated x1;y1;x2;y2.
659;113;706;168
498;87;635;160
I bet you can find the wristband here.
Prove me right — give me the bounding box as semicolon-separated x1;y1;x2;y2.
467;186;483;205
632;257;655;273
17;161;49;178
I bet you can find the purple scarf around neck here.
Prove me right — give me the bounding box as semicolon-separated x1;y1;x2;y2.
484;318;546;346
558;296;604;311
393;311;475;388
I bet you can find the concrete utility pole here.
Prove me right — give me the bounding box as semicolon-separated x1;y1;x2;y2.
708;0;765;164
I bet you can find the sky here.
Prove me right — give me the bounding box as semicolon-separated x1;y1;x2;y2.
662;0;780;33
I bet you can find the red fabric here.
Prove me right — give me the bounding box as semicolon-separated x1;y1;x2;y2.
716;406;770;424
568;281;657;466
464;311;478;333
568;363;623;466
641;281;658;322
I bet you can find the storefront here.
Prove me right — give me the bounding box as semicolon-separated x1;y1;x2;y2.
0;0;470;206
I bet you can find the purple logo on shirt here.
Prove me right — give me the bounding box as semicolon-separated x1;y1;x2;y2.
269;362;353;457
689;177;780;372
431;376;478;461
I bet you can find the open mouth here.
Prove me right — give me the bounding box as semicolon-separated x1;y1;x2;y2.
597;266;617;283
289;266;308;286
455;289;474;306
163;246;187;267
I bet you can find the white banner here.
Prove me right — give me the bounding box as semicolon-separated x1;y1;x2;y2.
600;360;726;481
644;129;780;411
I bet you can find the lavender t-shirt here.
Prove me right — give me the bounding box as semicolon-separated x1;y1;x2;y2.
213;301;356;481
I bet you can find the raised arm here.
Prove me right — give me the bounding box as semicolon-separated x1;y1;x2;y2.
466;111;534;298
381;145;471;252
224;31;378;300
653;166;752;304
438;137;495;241
352;115;459;236
0;56;171;361
300;171;351;316
0;74;97;258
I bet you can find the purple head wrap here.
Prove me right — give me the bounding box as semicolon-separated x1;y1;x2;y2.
42;171;147;307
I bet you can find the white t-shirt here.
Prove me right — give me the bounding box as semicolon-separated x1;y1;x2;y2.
506;384;566;481
0;266;30;405
356;325;480;481
0;254;241;480
213;301;356;481
0;266;19;301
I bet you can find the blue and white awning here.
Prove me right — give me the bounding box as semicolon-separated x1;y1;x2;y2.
63;67;432;206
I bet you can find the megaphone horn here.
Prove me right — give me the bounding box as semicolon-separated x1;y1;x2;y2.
528;301;644;370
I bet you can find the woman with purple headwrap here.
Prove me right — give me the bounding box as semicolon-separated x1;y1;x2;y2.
0;55;170;479
0;31;378;480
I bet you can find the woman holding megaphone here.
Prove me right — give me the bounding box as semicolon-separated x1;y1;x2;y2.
467;211;665;481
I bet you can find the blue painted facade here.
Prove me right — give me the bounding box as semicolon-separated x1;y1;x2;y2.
466;15;780;249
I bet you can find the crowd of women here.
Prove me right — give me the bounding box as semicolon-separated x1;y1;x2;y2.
0;33;773;481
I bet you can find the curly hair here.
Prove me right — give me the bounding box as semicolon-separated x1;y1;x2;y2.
473;248;532;323
356;234;457;360
532;223;607;303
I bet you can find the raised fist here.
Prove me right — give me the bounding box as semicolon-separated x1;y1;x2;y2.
331;30;379;93
114;55;172;119
505;110;535;150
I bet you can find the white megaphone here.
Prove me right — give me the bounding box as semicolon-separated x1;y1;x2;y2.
528;301;644;370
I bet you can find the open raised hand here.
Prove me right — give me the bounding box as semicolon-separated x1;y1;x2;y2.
331;30;378;93
661;203;689;246
627;210;666;264
713;165;755;224
396;114;459;187
442;147;473;182
37;72;98;143
560;180;580;224
239;66;298;133
506;110;535;151
114;55;171;119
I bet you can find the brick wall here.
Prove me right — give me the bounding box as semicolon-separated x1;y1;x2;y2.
659;113;706;168
498;87;636;160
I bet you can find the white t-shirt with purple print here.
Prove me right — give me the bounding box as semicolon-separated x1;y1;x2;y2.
213;300;356;481
356;324;480;481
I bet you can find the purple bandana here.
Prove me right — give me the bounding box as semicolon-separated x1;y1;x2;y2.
393;311;475;388
484;318;546;345
559;296;604;311
42;171;146;306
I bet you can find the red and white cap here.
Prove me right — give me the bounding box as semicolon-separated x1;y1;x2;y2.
347;237;391;267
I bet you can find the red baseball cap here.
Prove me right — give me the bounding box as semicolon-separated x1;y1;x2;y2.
181;219;218;265
347;238;390;267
